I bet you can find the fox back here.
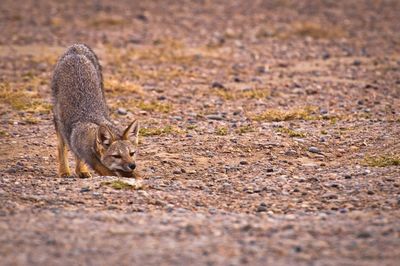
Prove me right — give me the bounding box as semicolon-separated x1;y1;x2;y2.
52;44;109;141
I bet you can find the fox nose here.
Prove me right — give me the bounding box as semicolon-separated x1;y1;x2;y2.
127;163;136;170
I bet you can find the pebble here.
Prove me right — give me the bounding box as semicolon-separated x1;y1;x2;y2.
80;187;91;193
173;169;182;174
157;95;166;100
322;51;331;60
206;114;224;121
344;174;352;179
322;192;338;199
256;204;268;212
116;108;128;115
256;65;267;74
6;167;17;174
211;82;225;89
239;160;248;165
357;232;371;238
308;146;321;154
320;108;328;114
171;116;183;121
353;59;362;66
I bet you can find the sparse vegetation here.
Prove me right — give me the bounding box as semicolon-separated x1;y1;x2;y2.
215;126;228;136
140;125;182;136
101;180;137;190
276;127;306;138
136;101;173;113
213;87;269;100
364;154;400;167
104;78;143;95
88;15;126;28
290;22;346;39
235;125;254;134
0;82;51;113
252;106;316;122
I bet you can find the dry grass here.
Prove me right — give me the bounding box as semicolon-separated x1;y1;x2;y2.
104;78;143;95
140;126;182;137
215;126;228;136
290;22;346;39
276;127;306;138
213;88;270;100
364;154;400;167
136;101;172;113
252;106;316;122
101;180;140;190
88;14;126;28
0;82;51;113
235;125;254;134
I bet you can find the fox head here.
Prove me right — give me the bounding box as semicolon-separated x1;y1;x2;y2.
95;120;139;177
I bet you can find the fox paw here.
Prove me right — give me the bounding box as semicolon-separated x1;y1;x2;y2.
77;172;92;179
59;172;74;178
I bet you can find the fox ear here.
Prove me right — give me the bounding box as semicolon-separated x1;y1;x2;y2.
96;125;114;148
123;119;139;144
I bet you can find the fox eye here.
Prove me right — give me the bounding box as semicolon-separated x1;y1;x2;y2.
129;151;135;156
112;154;121;159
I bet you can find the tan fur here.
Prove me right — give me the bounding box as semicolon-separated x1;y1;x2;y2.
52;44;139;178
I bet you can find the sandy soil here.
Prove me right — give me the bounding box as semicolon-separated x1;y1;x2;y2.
0;0;400;265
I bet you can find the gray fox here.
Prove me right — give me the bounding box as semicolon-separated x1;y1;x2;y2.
51;44;139;178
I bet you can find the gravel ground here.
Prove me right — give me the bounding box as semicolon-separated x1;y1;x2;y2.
0;0;399;265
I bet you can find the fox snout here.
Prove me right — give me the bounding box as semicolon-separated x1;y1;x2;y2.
126;163;136;170
122;162;136;172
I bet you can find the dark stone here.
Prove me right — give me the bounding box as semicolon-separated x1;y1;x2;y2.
211;82;225;89
344;174;352;179
322;51;331;60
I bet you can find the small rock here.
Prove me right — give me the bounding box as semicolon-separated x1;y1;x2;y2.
322;192;338;199
239;160;248;165
233;76;243;83
357;232;371;238
5;167;17;174
344;174;352;179
211;82;225;89
293;246;302;253
256;204;268;212
206;114;224;121
173;169;182;174
157;95;166;100
308;146;321;154
320;108;328;114
256;65;267;74
171;116;183;121
233;110;241;115
116;108;128;115
353;59;362;66
80;187;91;193
322;51;330;60
136;13;148;22
266;168;274;173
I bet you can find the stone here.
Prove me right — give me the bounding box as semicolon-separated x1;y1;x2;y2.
211;82;225;89
206;114;224;121
308;147;321;154
116;108;128;115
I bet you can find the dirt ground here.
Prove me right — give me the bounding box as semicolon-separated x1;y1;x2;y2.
1;0;400;265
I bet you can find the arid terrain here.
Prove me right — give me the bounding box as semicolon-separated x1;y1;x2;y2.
0;0;400;265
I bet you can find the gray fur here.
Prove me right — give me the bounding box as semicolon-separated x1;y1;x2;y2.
52;44;123;172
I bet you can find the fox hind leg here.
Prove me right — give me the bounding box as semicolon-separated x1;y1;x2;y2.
56;131;72;178
75;157;92;178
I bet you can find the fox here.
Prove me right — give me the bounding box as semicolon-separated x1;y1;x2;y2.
51;44;139;178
